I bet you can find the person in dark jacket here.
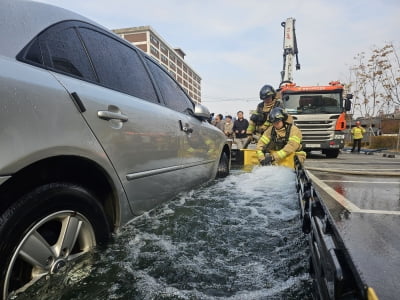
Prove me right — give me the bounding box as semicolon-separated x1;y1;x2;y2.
232;111;249;149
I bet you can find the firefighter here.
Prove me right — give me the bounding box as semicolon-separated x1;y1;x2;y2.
256;107;306;167
350;121;366;153
246;84;282;141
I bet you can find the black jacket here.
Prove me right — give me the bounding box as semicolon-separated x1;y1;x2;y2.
233;118;249;138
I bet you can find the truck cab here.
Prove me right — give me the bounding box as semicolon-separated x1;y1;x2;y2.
280;81;352;158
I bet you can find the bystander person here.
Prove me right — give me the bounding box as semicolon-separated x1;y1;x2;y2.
213;114;225;131
223;115;234;138
233;111;249;149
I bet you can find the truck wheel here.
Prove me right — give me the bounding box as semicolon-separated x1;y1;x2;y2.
0;183;110;299
324;149;339;158
216;152;230;178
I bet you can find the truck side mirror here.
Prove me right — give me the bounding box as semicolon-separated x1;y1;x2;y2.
345;99;352;111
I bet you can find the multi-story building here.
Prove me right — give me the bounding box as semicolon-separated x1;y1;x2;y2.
112;26;202;103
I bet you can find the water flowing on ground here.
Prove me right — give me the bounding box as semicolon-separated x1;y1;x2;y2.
17;166;313;300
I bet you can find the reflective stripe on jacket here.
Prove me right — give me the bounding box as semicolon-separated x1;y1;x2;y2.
351;126;365;139
256;124;302;161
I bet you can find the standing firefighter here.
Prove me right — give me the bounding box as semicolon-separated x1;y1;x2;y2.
256;107;306;168
350;121;366;153
246;84;282;142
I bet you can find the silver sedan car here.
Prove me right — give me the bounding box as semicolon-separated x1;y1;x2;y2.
0;1;230;298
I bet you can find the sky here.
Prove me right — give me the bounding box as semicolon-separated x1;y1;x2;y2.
37;0;400;119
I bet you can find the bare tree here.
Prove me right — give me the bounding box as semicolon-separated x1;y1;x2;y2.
348;43;400;118
375;43;400;109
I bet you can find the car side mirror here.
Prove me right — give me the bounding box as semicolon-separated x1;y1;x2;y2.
194;103;211;120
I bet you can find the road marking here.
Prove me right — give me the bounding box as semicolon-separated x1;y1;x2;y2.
306;167;400;176
358;210;400;215
322;180;400;184
307;171;400;215
307;171;361;212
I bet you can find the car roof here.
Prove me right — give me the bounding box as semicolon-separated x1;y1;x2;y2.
0;0;106;58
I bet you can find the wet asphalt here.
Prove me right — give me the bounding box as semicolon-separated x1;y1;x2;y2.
304;150;400;299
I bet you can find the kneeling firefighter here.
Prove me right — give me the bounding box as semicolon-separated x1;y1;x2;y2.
256;107;306;168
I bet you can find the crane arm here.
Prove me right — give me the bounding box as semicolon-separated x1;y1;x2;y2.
280;18;300;84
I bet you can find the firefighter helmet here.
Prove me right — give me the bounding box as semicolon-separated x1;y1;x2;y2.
269;107;288;123
259;84;276;100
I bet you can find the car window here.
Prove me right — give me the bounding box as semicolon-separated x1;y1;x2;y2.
41;26;97;81
146;58;194;113
79;27;159;103
18;23;97;82
21;38;43;65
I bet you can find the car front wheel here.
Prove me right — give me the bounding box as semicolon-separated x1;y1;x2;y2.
0;182;110;300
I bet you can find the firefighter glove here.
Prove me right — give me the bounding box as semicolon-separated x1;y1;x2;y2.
260;154;273;166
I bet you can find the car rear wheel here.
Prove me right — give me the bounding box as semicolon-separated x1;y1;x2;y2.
0;183;110;300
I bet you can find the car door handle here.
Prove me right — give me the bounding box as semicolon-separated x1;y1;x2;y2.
179;120;193;134
182;126;193;133
97;110;128;122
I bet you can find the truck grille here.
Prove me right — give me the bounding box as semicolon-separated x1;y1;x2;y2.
294;120;335;130
294;120;335;142
302;132;333;142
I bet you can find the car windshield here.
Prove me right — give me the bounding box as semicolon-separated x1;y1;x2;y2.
283;92;342;114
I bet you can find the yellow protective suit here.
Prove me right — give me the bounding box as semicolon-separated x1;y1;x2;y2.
256;123;306;168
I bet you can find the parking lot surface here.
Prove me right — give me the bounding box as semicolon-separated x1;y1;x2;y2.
305;151;400;299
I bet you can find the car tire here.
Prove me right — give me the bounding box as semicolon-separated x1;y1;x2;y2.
0;182;110;299
216;152;230;178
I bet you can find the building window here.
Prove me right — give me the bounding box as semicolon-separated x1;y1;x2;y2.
160;44;168;55
150;35;159;47
169;53;176;62
161;54;168;64
150;45;159;58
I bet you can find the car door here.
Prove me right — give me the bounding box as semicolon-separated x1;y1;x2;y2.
145;58;221;182
36;21;185;213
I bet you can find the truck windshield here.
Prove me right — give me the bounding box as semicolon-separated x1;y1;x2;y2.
283;93;342;114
